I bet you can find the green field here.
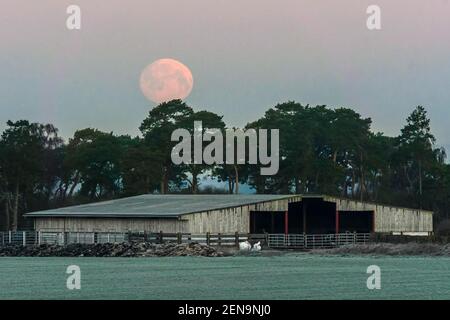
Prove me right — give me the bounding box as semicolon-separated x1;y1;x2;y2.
0;254;449;300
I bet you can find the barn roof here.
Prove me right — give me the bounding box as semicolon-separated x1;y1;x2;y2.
25;194;295;218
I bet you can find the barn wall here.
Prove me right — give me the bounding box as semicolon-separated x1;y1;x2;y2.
34;217;188;233
325;196;433;232
32;195;432;234
183;197;302;233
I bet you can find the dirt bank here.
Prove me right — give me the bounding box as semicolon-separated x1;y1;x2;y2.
311;242;450;256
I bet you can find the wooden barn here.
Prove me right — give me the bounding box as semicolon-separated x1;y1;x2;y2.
25;194;433;235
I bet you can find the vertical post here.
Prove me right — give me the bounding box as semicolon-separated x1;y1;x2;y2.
8;231;11;244
218;233;221;246
206;232;210;246
235;232;239;248
159;231;163;244
284;211;289;235
22;231;26;246
38;231;41;245
372;210;376;233
335;211;339;234
177;232;181;244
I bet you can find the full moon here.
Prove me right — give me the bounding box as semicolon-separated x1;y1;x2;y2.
139;58;194;104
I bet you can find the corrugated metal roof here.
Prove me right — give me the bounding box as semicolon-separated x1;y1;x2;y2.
25;194;294;218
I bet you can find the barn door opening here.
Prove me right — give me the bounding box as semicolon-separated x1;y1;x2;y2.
338;211;374;233
250;211;286;234
287;198;337;234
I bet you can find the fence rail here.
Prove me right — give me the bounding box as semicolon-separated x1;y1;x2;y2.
0;231;248;247
0;231;371;249
267;233;371;249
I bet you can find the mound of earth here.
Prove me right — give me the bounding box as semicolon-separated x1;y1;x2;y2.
312;242;450;256
0;242;224;257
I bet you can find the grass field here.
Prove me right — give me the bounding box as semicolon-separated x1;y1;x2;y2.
0;254;449;300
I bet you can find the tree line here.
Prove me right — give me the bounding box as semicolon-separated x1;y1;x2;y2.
1;99;449;230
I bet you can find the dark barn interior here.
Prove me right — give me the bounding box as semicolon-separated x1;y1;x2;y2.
288;198;336;234
250;211;285;233
338;211;374;233
250;197;374;234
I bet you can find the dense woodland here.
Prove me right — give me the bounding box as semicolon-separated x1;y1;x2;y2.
1;99;449;230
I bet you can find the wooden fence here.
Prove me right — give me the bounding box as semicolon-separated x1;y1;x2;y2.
0;231;249;248
0;230;371;250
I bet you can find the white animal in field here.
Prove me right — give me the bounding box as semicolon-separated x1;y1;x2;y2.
239;240;251;251
252;241;261;252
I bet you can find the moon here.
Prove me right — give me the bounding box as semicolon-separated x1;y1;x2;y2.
139;58;194;104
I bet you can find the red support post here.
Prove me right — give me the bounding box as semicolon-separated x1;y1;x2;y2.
284;211;289;235
335;210;339;234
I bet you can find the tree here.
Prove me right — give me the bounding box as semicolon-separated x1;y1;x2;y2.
140;99;194;193
0;120;62;230
64;128;125;200
120;138;163;196
398;106;436;208
184;110;225;193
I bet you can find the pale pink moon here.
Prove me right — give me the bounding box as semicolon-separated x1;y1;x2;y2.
139;58;194;104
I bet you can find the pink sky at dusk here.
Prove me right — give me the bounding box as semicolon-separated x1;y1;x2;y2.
1;0;450;150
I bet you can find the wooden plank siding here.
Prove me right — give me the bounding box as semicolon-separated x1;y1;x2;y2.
33;195;432;234
325;196;433;233
35;217;188;233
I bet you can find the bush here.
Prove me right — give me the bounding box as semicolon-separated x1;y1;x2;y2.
436;219;450;236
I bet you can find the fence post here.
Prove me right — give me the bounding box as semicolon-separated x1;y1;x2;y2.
8;231;12;244
235;232;239;248
177;232;181;244
22;231;26;246
159;231;163;244
206;232;210;246
217;233;221;246
38;231;41;245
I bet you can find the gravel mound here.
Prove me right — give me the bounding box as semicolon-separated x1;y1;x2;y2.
0;242;224;257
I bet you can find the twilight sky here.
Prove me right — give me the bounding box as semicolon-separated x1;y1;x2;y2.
1;0;450;151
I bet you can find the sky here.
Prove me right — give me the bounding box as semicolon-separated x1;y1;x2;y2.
1;0;450;151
